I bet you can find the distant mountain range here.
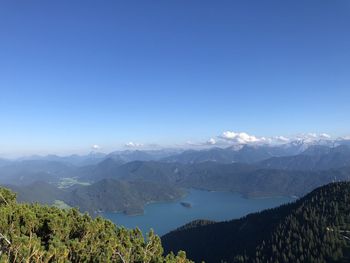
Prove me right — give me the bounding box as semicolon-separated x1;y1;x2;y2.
8;149;182;167
1;138;349;165
259;144;350;170
161;143;303;164
0;160;77;185
107;149;181;163
16;152;107;166
1;141;350;216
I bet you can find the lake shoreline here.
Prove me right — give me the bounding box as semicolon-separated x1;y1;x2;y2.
101;189;293;236
98;187;294;216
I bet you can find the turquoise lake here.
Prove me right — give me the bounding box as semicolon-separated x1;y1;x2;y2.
102;189;293;236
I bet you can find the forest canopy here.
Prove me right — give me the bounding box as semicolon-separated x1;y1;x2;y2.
0;187;191;263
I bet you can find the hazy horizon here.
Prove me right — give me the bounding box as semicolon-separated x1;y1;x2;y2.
1;131;349;158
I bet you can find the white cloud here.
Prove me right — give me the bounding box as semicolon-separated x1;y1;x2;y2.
220;131;262;144
308;133;318;138
91;144;100;150
206;138;216;145
125;142;143;148
124;132;335;151
215;131;334;146
320;133;331;139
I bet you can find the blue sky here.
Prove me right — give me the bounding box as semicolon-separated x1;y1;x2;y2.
1;1;350;156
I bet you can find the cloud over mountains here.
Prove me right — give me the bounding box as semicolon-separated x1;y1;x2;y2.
220;131;263;144
123;131;337;151
189;131;335;149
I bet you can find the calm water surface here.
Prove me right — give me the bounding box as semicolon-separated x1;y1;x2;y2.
102;189;293;236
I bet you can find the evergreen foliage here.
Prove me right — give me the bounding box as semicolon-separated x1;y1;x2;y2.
251;182;350;263
0;187;191;263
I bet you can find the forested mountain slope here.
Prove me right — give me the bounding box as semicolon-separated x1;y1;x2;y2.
162;182;350;263
98;160;349;198
67;178;185;215
5;162;350;215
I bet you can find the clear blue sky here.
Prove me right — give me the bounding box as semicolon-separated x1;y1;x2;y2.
1;1;350;155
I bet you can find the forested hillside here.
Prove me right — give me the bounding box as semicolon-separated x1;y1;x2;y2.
0;187;191;262
162;182;350;263
67;179;185;215
2;144;350;217
5;160;350;215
